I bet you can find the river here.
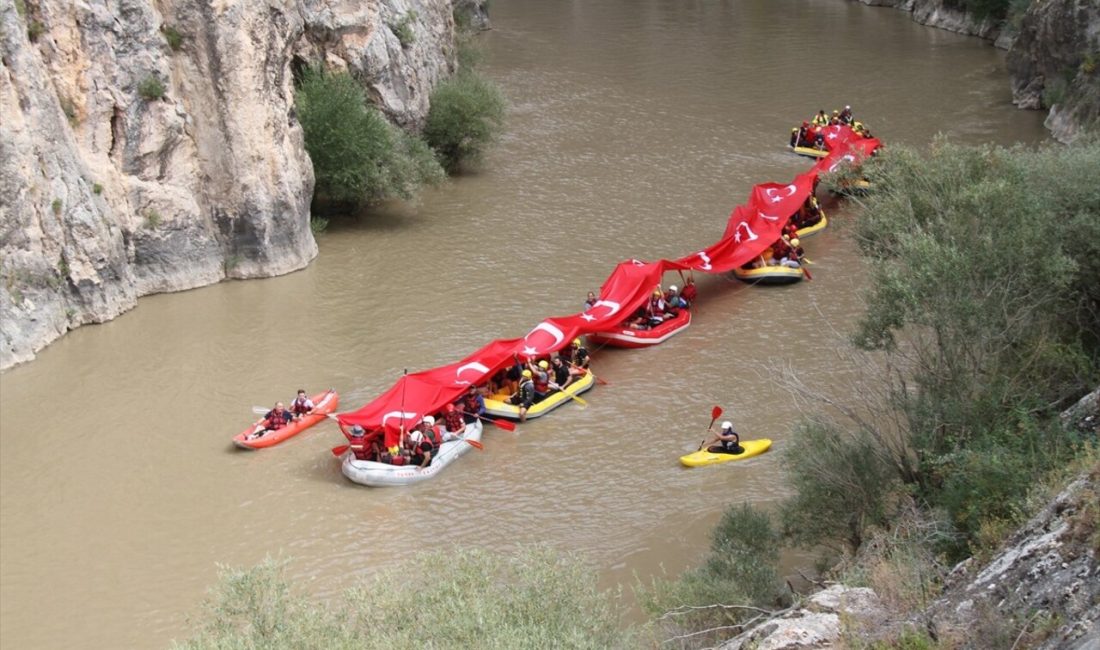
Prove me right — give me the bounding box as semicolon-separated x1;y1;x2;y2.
0;1;1047;647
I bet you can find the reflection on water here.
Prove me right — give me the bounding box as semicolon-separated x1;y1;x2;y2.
0;1;1046;647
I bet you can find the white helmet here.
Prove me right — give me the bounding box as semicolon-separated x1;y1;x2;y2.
721;421;733;430
669;284;678;292
845;105;851;110
422;415;435;427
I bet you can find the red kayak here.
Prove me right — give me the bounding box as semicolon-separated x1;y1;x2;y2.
232;389;339;449
587;310;691;349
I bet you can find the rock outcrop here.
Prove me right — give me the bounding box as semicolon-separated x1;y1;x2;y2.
1006;0;1100;143
719;586;891;650
857;0;1004;44
0;0;460;369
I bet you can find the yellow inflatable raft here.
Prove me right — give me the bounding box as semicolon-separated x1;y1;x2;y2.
794;212;828;239
483;371;596;420
679;438;773;467
732;263;804;285
790;145;828;159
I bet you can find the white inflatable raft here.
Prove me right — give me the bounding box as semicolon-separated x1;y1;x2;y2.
341;420;483;487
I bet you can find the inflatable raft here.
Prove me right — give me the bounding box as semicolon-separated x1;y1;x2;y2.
341;420;484;487
794;212;828;240
233;389;339;449
679;438;773;467
587;310;691;348
483;370;596;420
790;145;828;159
732;263;804;285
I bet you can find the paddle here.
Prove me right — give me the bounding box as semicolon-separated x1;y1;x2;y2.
476;413;516;432
699;405;723;450
566;361;607;385
549;382;587;408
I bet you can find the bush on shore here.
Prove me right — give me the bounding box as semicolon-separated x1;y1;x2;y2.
175;548;631;650
424;71;506;172
295;66;444;208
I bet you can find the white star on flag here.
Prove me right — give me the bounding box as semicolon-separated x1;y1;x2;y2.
580;313;596;322
522;346;538;355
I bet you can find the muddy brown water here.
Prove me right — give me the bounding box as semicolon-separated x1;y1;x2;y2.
0;1;1047;647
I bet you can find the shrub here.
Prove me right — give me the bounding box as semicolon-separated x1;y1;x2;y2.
295;66;444;207
137;75;166;101
50;198;61;215
161;25;184;51
391;10;417;47
779;420;898;554
424;71;506;172
309;216;328;234
27;20;44;42
92;183;103;195
176;549;630;649
640;504;785;647
144;209;161;229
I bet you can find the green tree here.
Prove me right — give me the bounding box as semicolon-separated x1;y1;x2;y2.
424;72;506;172
295;66;444;207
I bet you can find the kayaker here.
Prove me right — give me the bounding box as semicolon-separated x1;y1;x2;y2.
249;402;293;439
440;403;466;440
289;389;314;419
510;369;536;422
704;421;743;455
459;384;486;425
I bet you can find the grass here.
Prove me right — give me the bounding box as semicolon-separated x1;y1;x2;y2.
51;198;62;215
161;25;184;51
144;209;161;229
92;183;103;195
391;10;417;47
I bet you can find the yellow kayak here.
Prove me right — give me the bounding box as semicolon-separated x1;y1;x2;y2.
679;439;772;467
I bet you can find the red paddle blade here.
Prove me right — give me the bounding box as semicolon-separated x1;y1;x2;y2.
331;445;349;457
465;439;484;450
711;406;723;420
490;418;516;432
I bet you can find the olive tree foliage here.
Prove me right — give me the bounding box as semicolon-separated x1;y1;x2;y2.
175;549;631;650
294;66;444;207
639;504;786;649
843;139;1100;555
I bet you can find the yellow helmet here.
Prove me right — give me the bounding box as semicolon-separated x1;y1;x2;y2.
791;238;801;247
522;369;532;379
573;338;582;347
538;360;549;370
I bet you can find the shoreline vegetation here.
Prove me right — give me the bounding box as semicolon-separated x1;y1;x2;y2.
296;17;505;223
177;138;1099;649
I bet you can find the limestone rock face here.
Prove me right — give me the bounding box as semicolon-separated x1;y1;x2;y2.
857;0;1003;43
0;0;458;369
720;586;888;650
1006;0;1100;143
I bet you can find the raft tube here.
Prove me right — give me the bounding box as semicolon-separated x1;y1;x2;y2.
233;389;339;449
587;310;691;349
731;264;804;285
341;420;484;487
483;370;596;420
790;145;828;159
679;438;773;467
794;212;828;240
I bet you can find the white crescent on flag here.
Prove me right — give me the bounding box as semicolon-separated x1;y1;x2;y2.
382;410;419;427
765;184;798;203
454;361;489;384
525;321;565;349
733;222;760;243
588;299;622;318
828;154;857;173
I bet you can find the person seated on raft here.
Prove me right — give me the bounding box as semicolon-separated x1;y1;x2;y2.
790;121;812;148
665;284;689;311
583;290;597;311
769;236;803;268
811;109;828;128
459;383;487;425
289;389;314;420
829;110;842;126
408;415;443;468
347;425;381;461
549;356;573;393
792;196;823;230
839;105;853;125
852;121;872;138
561;337;590;378
248;402;294;439
379;443;409;466
509;369;536;422
703;420;744;455
626;305;651;330
680;275;698;304
528;358;552;402
440;403;466;440
637;288;669;328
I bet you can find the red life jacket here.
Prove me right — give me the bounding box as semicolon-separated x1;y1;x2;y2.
444;410;464;432
291;397;311;415
266;409;292;429
463;393;481;412
681;283;697;303
534;371;549;394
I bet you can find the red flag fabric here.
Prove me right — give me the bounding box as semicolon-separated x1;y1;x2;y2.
336;125;883;443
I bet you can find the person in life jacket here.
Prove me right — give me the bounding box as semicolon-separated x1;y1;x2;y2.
583;291;597;311
566;338;590;379
645;289;668;327
409;416;443;468
811;109;828;127
249;402;293;439
680;276;698;305
348;425;372;461
441;403;466;441
839;105;853;125
795;121;812;148
777;237;803;268
665;285;689;311
510;369;536;422
704;421;743;455
460;384;486;425
528;359;551;402
290;389;314;419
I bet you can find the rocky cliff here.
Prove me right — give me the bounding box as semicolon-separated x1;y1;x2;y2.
859;0;1100;143
0;0;460;370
